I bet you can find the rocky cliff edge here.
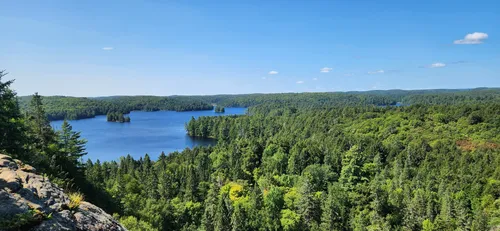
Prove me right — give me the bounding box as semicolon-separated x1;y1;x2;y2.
0;154;126;231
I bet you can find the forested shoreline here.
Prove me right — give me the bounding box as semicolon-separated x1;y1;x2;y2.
2;69;500;230
17;95;215;121
17;88;499;121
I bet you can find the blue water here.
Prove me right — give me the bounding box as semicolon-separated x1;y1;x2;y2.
50;108;246;162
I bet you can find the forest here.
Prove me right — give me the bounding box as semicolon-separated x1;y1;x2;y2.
186;88;500;109
17;88;500;121
17;95;214;121
1;69;500;230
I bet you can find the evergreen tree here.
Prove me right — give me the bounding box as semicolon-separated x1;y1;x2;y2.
58;120;87;163
27;92;54;148
0;70;28;159
321;183;348;231
264;187;284;231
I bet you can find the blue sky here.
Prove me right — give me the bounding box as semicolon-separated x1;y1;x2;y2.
1;0;499;96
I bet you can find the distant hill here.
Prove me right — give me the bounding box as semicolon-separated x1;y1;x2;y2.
18;88;500;121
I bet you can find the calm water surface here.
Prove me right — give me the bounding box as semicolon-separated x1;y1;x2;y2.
51;108;246;162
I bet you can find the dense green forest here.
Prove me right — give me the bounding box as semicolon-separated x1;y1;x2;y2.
107;112;131;123
91;102;500;231
187;88;500;109
17;88;500;121
17;95;214;121
2;69;500;230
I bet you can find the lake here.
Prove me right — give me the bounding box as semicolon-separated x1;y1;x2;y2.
50;108;246;162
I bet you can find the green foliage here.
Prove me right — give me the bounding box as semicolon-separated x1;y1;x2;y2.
3;68;500;230
106;112;131;123
18;95;214;121
0;70;116;218
80;98;500;230
188;88;500;109
0;70;28;159
281;209;301;231
0;208;47;231
179;99;499;230
119;216;158;231
214;105;225;113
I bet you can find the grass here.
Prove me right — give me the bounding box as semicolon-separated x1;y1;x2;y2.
68;192;84;210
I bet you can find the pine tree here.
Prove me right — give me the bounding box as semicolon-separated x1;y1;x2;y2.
28;92;54;147
25;92;60;177
142;154;159;199
0;70;28;159
52;119;89;190
215;191;232;231
298;178;321;229
58;120;87;163
321;183;348;231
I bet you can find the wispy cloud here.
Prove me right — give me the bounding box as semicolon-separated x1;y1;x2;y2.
450;60;467;64
313;78;318;81
430;62;446;68
262;77;267;80
296;80;304;84
320;67;333;73
454;32;488;44
268;71;278;75
102;47;114;50
368;70;384;74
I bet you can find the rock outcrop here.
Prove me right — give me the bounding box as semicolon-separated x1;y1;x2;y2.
0;154;126;231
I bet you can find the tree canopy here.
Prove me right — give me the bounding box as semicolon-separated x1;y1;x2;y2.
2;69;500;230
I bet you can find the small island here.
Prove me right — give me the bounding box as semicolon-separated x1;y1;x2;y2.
106;112;131;123
214;105;225;113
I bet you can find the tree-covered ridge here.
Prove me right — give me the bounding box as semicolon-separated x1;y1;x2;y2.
88;102;500;230
17;95;214;121
190;88;500;108
107;112;131;123
17;88;500;121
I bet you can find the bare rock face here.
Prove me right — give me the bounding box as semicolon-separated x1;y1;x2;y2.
0;154;126;231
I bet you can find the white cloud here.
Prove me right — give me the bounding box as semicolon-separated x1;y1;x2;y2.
430;62;446;68
268;71;278;75
102;47;114;50
320;67;333;73
313;78;318;81
296;81;304;84
454;32;488;44
368;70;384;74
